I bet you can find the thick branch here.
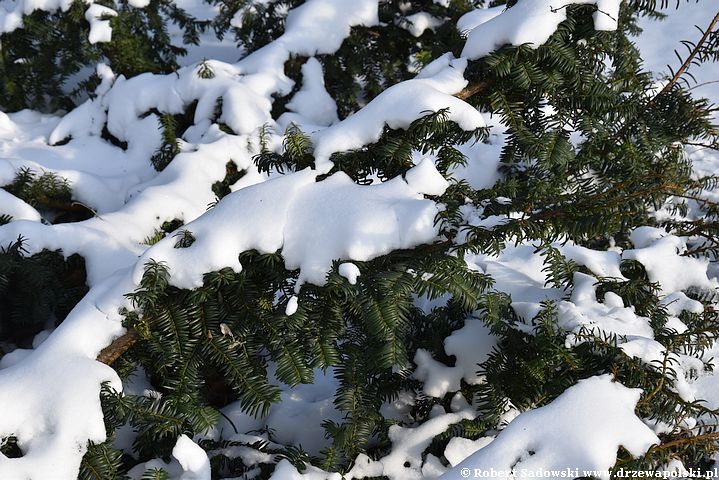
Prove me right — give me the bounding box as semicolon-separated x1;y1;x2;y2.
97;328;140;365
454;80;492;101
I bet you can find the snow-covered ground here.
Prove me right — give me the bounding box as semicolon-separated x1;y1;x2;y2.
0;0;718;479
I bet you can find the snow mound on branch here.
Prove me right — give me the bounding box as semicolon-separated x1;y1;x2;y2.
135;160;449;290
346;401;475;480
0;131;259;285
239;0;380;94
85;4;117;44
400;12;443;38
0;325;123;478
624;227;718;295
312;55;484;172
441;375;659;480
283;57;339;128
457;6;503;34
559;272;656;340
414;318;496;398
461;0;621;59
0;0;75;33
0;0;124;44
126;434;211;480
0;189;41;221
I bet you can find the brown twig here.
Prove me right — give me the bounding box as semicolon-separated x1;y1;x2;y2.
646;431;719;456
96;328;140;365
651;10;719;102
454;80;492;101
612;10;719;141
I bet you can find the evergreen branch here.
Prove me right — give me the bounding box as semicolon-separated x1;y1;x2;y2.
651;10;719;102
612;9;719;140
646;431;719;456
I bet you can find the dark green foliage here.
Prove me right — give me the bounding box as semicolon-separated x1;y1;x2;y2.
4;167;71;207
140;469;170;480
99;382;220;460
318;0;474;118
448;4;719;256
104;243;490;472
0;435;23;459
255;109;485;186
211;161;245;199
0;237;88;348
0;1;94;112
221;0;475;118
0;0;207;112
210;0;297;51
173;230;196;248
83;0;719;473
471;261;719;472
3;0;717;476
79;440;127;480
151;113;182;171
143;218;185;246
2;167;95;223
255;124;316;174
100;1;208;79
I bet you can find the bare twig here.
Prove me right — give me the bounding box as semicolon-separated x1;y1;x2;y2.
454;80;492;101
96;328;140;365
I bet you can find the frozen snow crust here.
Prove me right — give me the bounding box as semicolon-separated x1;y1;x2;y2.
1;0;717;478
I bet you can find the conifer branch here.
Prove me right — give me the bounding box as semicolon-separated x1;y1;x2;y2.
612;10;719;141
646;431;719;455
651;10;719;102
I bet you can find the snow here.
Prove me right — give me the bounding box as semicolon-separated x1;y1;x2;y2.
406;157;450;196
283;57;339;127
212;368;342;457
134;161;447;290
346;407;476;480
84;4;117;44
440;376;659;480
127;434;211;480
447;118;505;191
238;0;379;95
312;55;484;173
560;243;624;279
172;435;211;480
285;295;299;316
444;436;494;468
623;228;718;295
461;0;622;59
401;12;443;38
0;188;41;221
456;7;503;35
414;318;496;398
338;262;361;285
0;0;717;478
